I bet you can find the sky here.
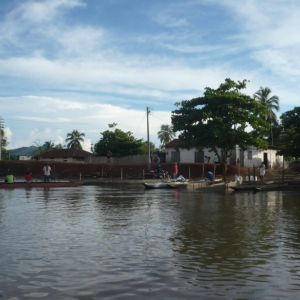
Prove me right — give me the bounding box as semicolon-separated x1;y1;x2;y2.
1;0;300;151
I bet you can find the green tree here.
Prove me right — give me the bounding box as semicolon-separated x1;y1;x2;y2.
157;124;176;148
141;141;156;154
1;129;8;150
94;124;145;157
43;141;55;152
65;130;85;149
253;87;280;145
277;107;300;158
54;143;64;149
32;140;45;157
172;78;270;179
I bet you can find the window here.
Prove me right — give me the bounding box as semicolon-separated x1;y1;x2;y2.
171;151;180;163
195;151;204;163
247;151;252;160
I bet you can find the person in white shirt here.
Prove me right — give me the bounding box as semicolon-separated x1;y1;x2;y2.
43;163;52;183
259;162;266;182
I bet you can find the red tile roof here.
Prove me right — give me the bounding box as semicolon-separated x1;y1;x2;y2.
164;139;186;148
39;149;95;158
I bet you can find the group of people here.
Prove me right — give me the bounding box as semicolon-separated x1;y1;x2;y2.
4;163;52;184
154;161;185;181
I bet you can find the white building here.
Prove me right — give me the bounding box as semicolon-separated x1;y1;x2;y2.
164;139;285;169
19;155;32;160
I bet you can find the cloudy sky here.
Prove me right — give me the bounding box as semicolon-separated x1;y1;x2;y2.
1;0;299;151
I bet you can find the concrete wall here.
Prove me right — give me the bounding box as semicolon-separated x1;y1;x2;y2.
0;160;231;180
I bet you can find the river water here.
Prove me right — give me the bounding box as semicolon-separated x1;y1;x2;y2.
1;185;300;300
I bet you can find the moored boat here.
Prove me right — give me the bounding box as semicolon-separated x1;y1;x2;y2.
230;183;288;191
143;181;188;189
0;182;83;189
143;182;172;189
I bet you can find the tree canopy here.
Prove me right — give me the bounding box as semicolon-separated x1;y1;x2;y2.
65;130;85;149
43;141;55;152
157;124;176;148
277;107;300;158
94;124;146;157
253;87;280;145
172;78;270;177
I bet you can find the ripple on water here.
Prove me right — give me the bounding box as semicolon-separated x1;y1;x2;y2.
1;188;300;299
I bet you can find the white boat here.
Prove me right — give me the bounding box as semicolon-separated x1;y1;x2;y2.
143;181;188;189
167;182;189;188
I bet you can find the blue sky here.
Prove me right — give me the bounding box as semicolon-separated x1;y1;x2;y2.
1;0;299;151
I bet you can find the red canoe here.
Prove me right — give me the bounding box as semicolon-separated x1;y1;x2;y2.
0;182;83;189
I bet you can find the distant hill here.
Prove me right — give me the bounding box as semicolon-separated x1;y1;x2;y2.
10;146;38;156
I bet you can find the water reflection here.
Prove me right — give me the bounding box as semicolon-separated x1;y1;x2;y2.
0;187;300;299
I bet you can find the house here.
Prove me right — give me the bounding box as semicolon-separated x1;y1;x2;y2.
36;149;95;163
164;139;285;169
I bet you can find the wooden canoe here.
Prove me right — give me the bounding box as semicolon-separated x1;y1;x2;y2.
0;182;83;189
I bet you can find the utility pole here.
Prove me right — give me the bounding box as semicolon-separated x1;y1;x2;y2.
146;107;151;170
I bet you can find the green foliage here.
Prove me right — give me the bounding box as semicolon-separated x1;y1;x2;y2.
43;141;55;152
141;141;156;154
253;86;280;145
66;130;85;149
32;140;44;157
94;125;146;157
1;129;8;150
253;87;279;120
172;78;270;177
277;107;300;158
157;124;176;147
54;143;64;149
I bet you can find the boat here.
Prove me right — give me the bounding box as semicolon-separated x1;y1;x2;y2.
143;181;188;189
166;182;189;188
143;182;172;189
230;183;288;191
0;181;83;189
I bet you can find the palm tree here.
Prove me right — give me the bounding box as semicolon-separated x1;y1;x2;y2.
157;124;176;147
54;143;64;149
43;141;55;152
65;130;85;149
253;87;280;145
33;140;44;157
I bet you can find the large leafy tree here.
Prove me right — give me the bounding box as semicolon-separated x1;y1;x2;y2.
94;124;146;157
65;130;85;149
172;78;270;179
277;107;300;158
157;124;176;148
253;87;280;145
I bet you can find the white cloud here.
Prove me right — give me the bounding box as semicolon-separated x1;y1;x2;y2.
3;96;171;150
12;0;85;24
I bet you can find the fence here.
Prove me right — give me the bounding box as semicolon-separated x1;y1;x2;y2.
85;154;149;164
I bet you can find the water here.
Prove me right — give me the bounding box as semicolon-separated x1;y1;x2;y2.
1;186;300;299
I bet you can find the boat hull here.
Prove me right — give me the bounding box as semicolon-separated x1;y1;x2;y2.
0;182;83;189
230;183;288;191
143;181;188;189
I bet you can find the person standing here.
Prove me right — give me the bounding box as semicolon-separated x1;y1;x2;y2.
259;162;266;182
157;156;161;164
106;150;112;163
43;163;52;183
172;162;178;179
